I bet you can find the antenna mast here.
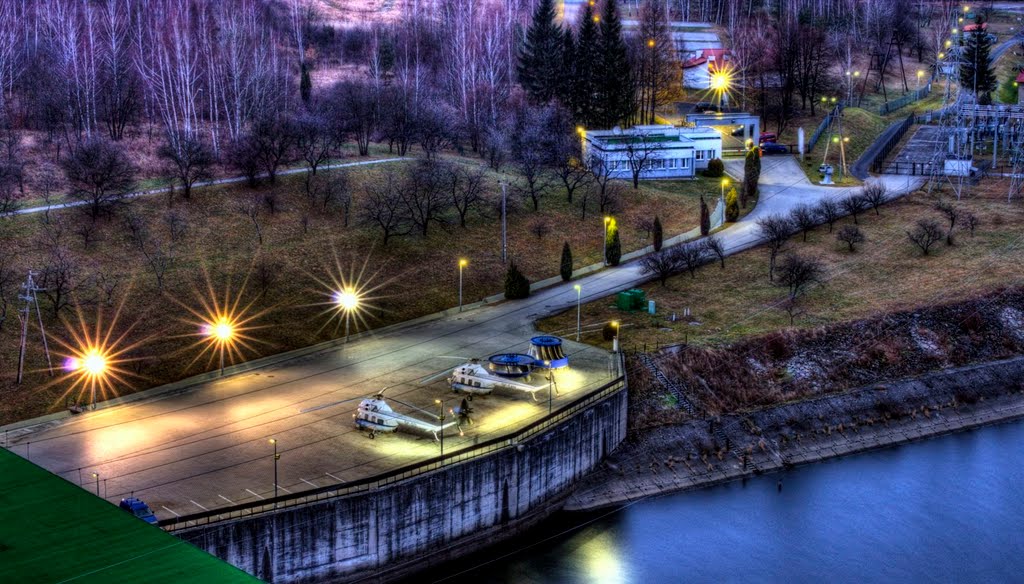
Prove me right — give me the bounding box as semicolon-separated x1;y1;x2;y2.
16;270;53;384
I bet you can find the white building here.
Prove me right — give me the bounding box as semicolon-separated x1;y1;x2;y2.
581;125;723;180
682;48;732;90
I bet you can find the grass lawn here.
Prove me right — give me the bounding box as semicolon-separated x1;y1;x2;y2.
0;447;257;583
794;107;890;185
0;154;716;424
538;179;1024;350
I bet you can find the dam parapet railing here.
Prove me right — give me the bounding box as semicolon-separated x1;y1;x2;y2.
159;358;627;532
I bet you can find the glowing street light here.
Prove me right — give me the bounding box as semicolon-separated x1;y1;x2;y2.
269;438;280;507
611;320;620;353
65;346;112;407
574;284;582;342
917;69;924;90
720;177;729;204
203;317;236;375
91;472;100;497
333;288;360;342
710;66;733;110
458;259;468;312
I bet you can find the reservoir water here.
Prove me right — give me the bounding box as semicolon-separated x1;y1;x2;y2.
438;419;1024;583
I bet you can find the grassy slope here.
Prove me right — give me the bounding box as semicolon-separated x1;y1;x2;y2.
539;180;1024;350
0;157;715;424
0;448;256;583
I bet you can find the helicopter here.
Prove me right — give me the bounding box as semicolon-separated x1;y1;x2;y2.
447;360;545;400
353;389;474;440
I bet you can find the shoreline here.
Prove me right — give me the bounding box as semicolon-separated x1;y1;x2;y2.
565;358;1024;511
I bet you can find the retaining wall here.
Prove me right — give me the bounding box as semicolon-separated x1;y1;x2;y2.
176;385;629;583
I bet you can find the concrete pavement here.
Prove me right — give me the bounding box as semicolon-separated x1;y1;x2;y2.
4;155;921;521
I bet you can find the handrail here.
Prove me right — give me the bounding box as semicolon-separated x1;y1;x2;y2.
159;360;627;531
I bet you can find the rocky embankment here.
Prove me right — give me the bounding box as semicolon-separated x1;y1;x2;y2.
566;290;1024;511
565;355;1024;511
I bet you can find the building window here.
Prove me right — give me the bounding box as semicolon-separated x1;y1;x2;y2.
695;150;706;161
666;159;677;169
680;158;690;169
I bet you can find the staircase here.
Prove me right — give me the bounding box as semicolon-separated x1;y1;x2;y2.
636;353;699;416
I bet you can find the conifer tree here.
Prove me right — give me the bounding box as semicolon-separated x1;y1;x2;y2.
560;241;574;281
725;187;740;222
960;16;997;104
700;195;710;235
517;0;565;103
606;223;622;266
572;2;602;125
596;0;634;127
504;261;531;299
652;215;663;251
742;146;760;208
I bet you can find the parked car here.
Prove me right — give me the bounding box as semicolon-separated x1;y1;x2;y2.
694;101;719;113
758;132;778;144
731;125;748;137
761;143;790;155
119;498;158;524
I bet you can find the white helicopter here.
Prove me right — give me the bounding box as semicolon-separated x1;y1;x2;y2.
447;359;546;400
353;389;473;440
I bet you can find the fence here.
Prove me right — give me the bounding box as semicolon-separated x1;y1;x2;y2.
876;83;932;116
807;105;842;153
158;365;627;532
868;114;916;173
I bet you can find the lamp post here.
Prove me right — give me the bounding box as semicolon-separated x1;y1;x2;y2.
720;178;728;205
205;319;234;375
574;284;582;341
917;69;924;90
611;320;620;353
91;472;99;497
544;361;555;414
500;180;508;263
458;259;467;312
269;438;279;507
434;399;445;461
602;216;611;266
334;289;359;342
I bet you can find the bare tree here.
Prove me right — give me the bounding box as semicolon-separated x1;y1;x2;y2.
239;192;265;246
402;158;452;236
861;181;888;215
672;242;706;279
62;137;137;220
333;80;378;156
640;248;679;286
907;219;944;255
702;236;727;269
622;130;663;189
309;170;353;225
815;198;841;233
361;170;410;245
443;163;486;228
511;104;558;211
757;214;794;281
836;224;865;252
159;132;215;201
841;193;869;225
775;253;826;325
294;110;337;190
934;200;960;245
553;133;592;203
38;246;80;317
246;114;296;184
962;212;979;236
789;204;817;242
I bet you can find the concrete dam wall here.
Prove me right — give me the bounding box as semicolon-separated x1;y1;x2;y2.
176;381;628;583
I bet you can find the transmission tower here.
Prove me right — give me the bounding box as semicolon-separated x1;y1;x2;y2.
16;271;53;384
928;40;973;201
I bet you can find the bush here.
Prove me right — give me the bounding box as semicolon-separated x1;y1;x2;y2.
602;321;618;341
703;158;725;178
503;261;530;299
560;241;573;282
725;187;739;222
652;216;663;251
606;225;622;266
699;195;710;236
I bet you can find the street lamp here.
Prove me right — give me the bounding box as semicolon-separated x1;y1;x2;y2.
333;288;359;342
611;320;620;352
434;399;445;460
544;361;556;414
91;472;99;497
602;216;612;266
720;178;729;205
269;438;279;507
574;284;582;342
917;69;924;90
204;318;235;375
458;259;468;312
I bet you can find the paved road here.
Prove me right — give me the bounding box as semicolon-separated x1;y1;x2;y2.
4;156;921;520
6;158;405;218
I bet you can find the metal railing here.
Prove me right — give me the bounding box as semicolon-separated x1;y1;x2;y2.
808;105;842;153
868;115;916;173
876;83;932;116
159;362;627;532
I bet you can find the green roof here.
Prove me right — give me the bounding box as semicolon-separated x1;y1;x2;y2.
0;448;259;584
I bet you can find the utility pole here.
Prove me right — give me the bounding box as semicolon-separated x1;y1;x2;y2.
17;271;53;384
500;182;508;263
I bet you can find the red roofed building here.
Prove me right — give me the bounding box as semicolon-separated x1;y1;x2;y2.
962;22;987;33
1016;70;1024;104
682;48;732;89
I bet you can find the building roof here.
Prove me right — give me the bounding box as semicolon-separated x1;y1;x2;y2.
963;22;988;32
1016;70;1024;84
584;125;720;149
682;48;731;69
0;448;258;583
